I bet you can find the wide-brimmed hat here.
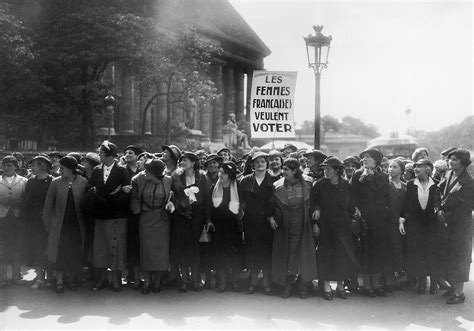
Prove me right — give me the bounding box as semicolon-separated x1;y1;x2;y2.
280;143;297;153
144;158;165;179
343;156;361;168
82;152;100;166
124;145;144;156
447;148;471;167
205;154;223;166
59;155;78;172
359;148;383;163
47;151;63;158
251;151;268;162
30;154;52;169
67;152;82;164
414;158;433;171
440;146;457;157
179;152;199;163
162;145;182;162
303;149;327;161
320;156;344;168
217;148;231;156
2;155;18;166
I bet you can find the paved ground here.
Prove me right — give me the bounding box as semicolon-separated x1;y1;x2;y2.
1;269;473;331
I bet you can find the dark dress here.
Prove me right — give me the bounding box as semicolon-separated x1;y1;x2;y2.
438;169;474;283
387;181;406;274
239;173;275;274
22;175;53;267
170;170;209;271
312;178;357;281
53;186;82;272
211;187;242;274
403;179;441;279
351;168;390;275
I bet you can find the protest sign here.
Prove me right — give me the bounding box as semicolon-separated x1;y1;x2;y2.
250;70;297;139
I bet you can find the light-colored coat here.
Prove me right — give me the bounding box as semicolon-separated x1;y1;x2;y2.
0;175;27;218
42;175;88;262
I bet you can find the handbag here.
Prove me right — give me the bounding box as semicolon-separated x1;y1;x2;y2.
199;227;211;243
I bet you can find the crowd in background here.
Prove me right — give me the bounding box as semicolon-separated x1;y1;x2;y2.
0;141;472;305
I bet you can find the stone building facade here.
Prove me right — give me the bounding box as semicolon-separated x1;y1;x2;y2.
96;0;270;148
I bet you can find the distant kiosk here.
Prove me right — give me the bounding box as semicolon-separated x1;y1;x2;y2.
367;132;418;159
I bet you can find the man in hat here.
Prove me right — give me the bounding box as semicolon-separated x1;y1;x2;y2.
88;140;131;292
303;149;327;180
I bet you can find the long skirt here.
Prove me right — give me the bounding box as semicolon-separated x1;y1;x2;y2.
140;210;170;271
0;211;20;265
405;220;441;278
93;218;127;271
317;219;356;281
287;203;305;275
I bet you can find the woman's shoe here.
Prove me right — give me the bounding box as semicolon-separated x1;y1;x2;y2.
363;289;376;298
264;286;273;296
55;283;64;294
91;281;107;291
446;294;465;304
335;289;348;299
281;290;291;299
245;286;255;295
374;288;387;297
322;291;333;301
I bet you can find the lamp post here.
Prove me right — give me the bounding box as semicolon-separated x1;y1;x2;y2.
104;91;115;140
304;25;332;149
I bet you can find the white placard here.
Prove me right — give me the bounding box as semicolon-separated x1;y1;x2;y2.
250;70;297;139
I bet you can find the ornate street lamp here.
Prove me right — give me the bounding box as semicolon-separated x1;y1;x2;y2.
304;25;332;149
104;91;115;140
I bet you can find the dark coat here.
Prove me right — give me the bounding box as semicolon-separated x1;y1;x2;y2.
270;176;317;285
87;162;131;220
402;178;441;278
439;169;474;283
351;168;390;274
311;177;357;280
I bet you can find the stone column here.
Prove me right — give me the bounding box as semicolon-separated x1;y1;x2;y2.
245;69;253;122
223;66;234;122
120;67;134;134
234;66;244;123
211;65;223;142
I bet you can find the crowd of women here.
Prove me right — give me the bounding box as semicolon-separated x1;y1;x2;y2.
0;141;472;305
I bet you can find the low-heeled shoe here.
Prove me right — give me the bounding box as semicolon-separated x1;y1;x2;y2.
446;294;465;304
322;291;333;301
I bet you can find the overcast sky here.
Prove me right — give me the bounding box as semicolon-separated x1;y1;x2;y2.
230;0;472;134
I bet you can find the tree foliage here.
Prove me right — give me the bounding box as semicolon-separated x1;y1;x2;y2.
297;115;380;138
0;0;224;148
